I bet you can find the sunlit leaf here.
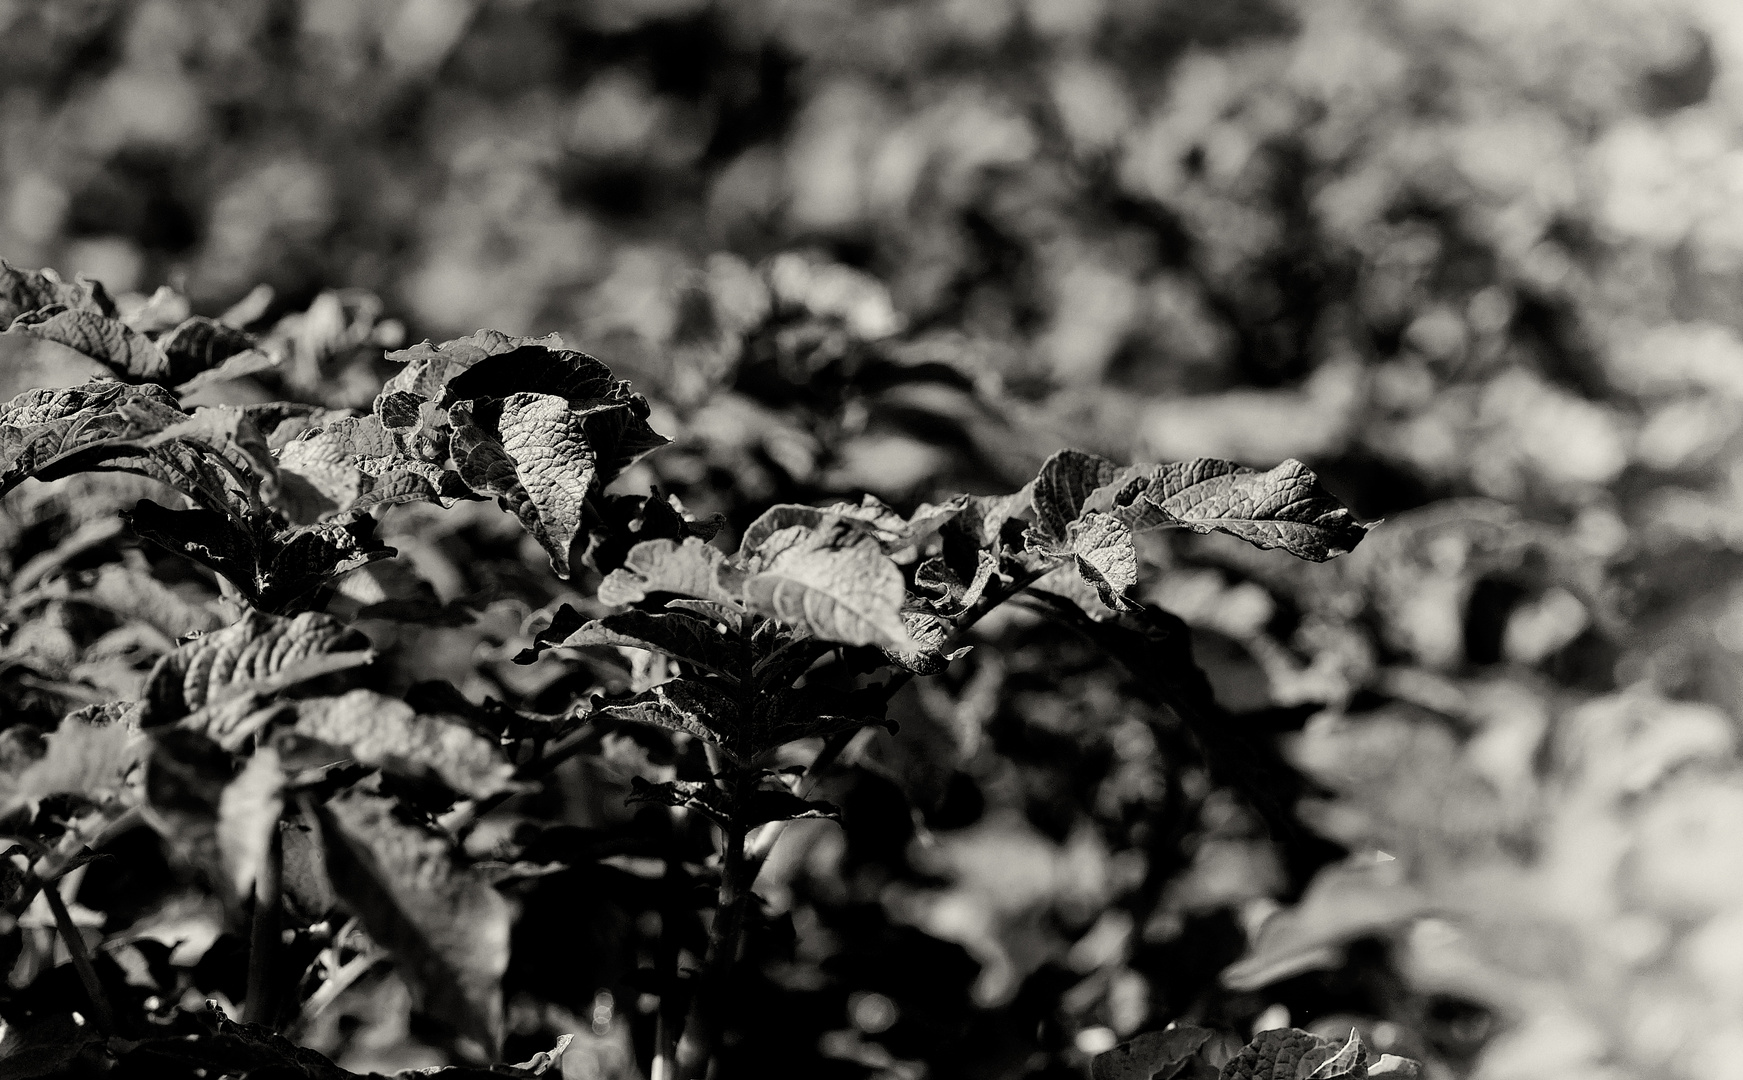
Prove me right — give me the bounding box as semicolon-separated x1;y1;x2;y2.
742;520;913;648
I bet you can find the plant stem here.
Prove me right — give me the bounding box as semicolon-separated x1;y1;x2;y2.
652;807;685;1080
243;823;284;1027
43;880;115;1034
674;776;753;1080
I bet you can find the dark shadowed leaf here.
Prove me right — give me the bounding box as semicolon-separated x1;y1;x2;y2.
141;611;373;725
315;786;511;1055
517;607;745;680
597;678;741;754
1091;1026;1218;1080
742;788;839;828
154;316;258;384
742;520;913;648
440;343;620;406
379;329;562;403
625;776;729;824
281;689;520;799
597;537;742;608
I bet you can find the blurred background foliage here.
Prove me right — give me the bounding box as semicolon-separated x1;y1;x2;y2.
3;0;1743;1077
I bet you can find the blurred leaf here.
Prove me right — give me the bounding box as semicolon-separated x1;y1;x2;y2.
315;786;512;1056
1092;1026;1218;1080
154;316;259;384
0;715;140;822
0;260;113;324
281;689;521;799
217;746;284;900
141;610;373;725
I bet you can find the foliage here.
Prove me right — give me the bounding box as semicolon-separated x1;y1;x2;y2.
4;0;1743;1076
0;257;1380;1077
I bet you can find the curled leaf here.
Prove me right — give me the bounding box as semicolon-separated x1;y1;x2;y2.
742;520;913;649
597;537;741;608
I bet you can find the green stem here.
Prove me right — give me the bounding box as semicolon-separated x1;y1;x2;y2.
243;823;284;1027
43;880;115;1034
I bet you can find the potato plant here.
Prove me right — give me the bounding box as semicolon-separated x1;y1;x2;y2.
0;259;1406;1079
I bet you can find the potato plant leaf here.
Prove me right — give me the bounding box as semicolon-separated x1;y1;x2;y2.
0;381;188;496
1109;459;1370;561
741;520;913;649
0;715;140;822
127;500;395;613
1091;1025;1219;1080
155;316;259;383
1030;449;1121;547
9;305;166;381
216;746;284;901
141;611;374;725
517;607;745;681
1072;511;1139;610
1218;1028;1349;1080
280;689;521;799
914;550;995;617
1304;1031;1368;1079
451;394;603;577
314;786;512;1055
0;259;113;324
597;537;742;608
625;776;730;825
882;610;972;675
597;678;741;754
